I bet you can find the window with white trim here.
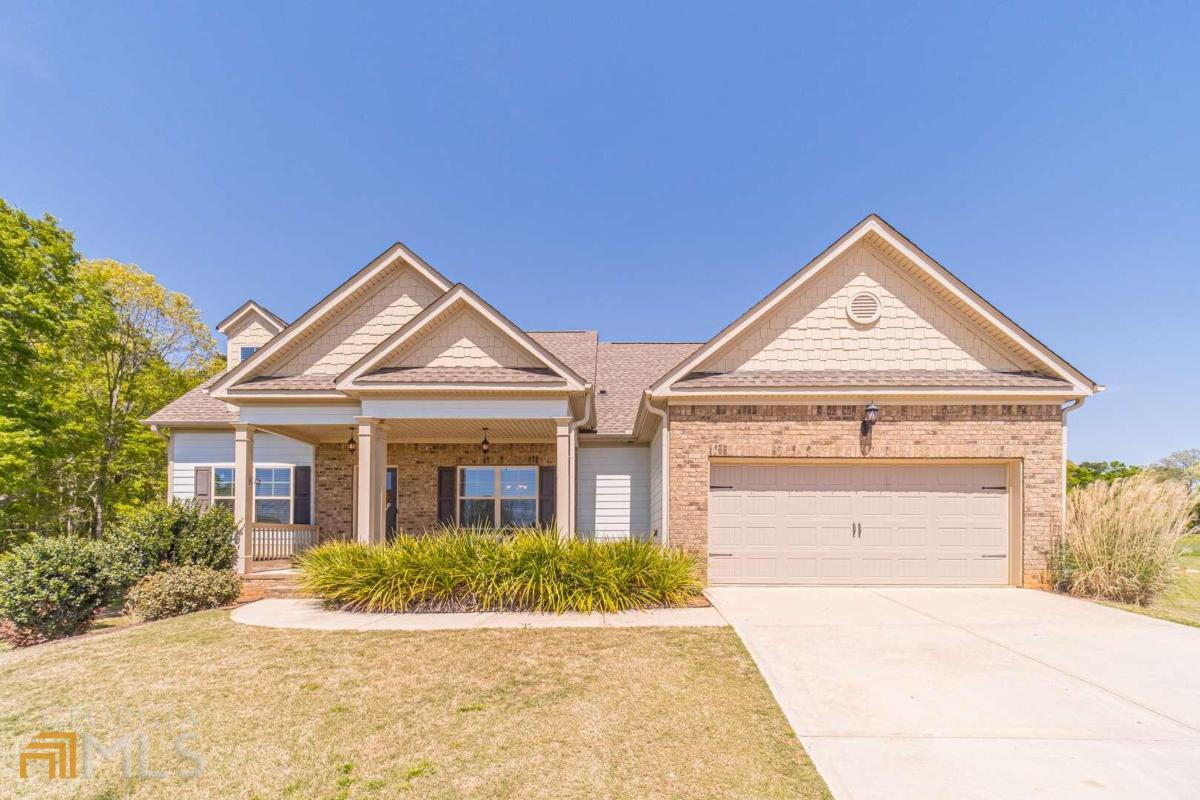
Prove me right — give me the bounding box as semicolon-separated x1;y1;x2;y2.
239;345;258;360
458;466;538;528
213;467;235;512
254;467;292;524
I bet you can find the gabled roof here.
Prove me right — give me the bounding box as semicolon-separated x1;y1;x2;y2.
210;242;453;399
215;300;286;334
336;284;588;392
650;214;1098;397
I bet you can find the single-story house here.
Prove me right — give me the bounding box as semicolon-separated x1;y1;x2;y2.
145;215;1099;587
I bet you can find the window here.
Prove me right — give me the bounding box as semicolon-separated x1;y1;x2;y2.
458;466;538;528
239;345;258;360
213;467;235;512
254;467;291;524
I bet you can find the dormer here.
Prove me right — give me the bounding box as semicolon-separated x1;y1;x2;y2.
216;300;287;368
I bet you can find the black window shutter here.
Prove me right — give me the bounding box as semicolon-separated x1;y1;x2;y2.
194;467;211;509
538;467;556;528
293;466;312;525
437;467;457;524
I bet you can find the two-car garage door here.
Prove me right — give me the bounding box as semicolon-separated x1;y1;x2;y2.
708;463;1011;585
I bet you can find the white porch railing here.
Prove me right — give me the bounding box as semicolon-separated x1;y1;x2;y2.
251;524;320;561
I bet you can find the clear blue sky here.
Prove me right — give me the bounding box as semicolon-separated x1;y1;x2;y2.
2;1;1197;464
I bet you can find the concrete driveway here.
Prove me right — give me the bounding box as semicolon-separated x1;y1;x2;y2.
707;587;1200;800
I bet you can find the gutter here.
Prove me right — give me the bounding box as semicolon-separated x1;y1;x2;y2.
643;393;669;547
566;388;594;536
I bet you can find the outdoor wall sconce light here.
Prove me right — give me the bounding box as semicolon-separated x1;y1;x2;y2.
860;404;880;438
480;427;491;462
346;427;357;456
859;404;879;455
863;404;880;426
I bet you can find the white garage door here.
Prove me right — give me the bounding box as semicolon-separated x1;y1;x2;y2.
708;463;1010;585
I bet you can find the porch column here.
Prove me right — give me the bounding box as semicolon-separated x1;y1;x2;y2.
355;418;387;544
233;424;255;574
555;417;572;538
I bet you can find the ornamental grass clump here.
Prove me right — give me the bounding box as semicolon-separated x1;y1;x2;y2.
1057;473;1197;605
296;528;702;613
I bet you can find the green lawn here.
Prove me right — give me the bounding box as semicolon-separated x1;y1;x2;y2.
0;611;829;800
1104;534;1200;627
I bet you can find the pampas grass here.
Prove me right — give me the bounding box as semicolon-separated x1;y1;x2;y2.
1057;473;1197;604
296;528;703;613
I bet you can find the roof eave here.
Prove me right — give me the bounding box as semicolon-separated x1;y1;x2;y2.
661;387;1084;401
342;383;578;395
215;300;287;334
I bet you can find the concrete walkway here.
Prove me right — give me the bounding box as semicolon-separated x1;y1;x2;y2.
232;598;726;631
708;586;1200;800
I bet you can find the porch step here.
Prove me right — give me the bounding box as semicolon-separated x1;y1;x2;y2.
240;569;308;601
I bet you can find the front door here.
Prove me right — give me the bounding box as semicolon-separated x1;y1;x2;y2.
385;467;398;541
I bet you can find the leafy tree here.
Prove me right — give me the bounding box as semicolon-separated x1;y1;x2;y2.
1066;460;1141;491
0;200;79;546
0;197;222;546
51;260;220;536
1154;449;1200;487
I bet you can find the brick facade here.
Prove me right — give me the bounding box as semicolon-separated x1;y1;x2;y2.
668;403;1064;588
314;441;555;538
314;443;354;540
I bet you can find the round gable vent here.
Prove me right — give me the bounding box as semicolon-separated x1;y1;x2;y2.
847;291;882;325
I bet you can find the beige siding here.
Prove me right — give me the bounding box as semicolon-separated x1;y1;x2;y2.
386;308;539;369
703;243;1028;373
171;430;313;499
226;318;276;366
276;266;443;375
577;446;651;540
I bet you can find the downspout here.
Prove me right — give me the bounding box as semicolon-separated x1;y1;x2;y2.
566;388;593;537
644;394;669;547
1060;395;1093;541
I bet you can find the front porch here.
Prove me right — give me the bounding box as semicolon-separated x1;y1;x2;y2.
232;409;576;574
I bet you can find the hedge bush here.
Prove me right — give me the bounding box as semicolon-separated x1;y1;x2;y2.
1056;473;1197;604
124;565;242;622
297;529;702;613
103;500;238;591
0;537;108;646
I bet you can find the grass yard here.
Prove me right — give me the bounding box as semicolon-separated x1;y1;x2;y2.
0;611;828;800
1104;534;1200;627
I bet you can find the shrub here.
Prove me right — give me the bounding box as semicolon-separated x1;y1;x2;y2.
0;537;108;646
1056;473;1197;604
103;500;238;591
296;528;702;613
124;566;242;622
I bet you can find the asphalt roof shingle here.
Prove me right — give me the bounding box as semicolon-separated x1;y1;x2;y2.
674;369;1073;390
143;375;235;425
528;331;598;383
593;342;701;435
